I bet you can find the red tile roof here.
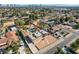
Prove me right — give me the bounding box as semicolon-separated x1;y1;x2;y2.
0;38;8;48
0;31;19;49
5;31;19;42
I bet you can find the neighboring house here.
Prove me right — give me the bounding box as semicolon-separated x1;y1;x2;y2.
0;31;19;49
5;31;19;43
8;25;18;31
3;21;14;27
0;38;8;49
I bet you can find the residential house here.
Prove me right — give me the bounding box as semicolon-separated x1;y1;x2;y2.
0;31;19;49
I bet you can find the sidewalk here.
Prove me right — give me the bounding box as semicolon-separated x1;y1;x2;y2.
28;43;38;53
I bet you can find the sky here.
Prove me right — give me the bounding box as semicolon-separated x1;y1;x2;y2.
0;0;79;4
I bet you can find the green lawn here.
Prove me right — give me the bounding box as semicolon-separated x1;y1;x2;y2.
71;39;79;50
